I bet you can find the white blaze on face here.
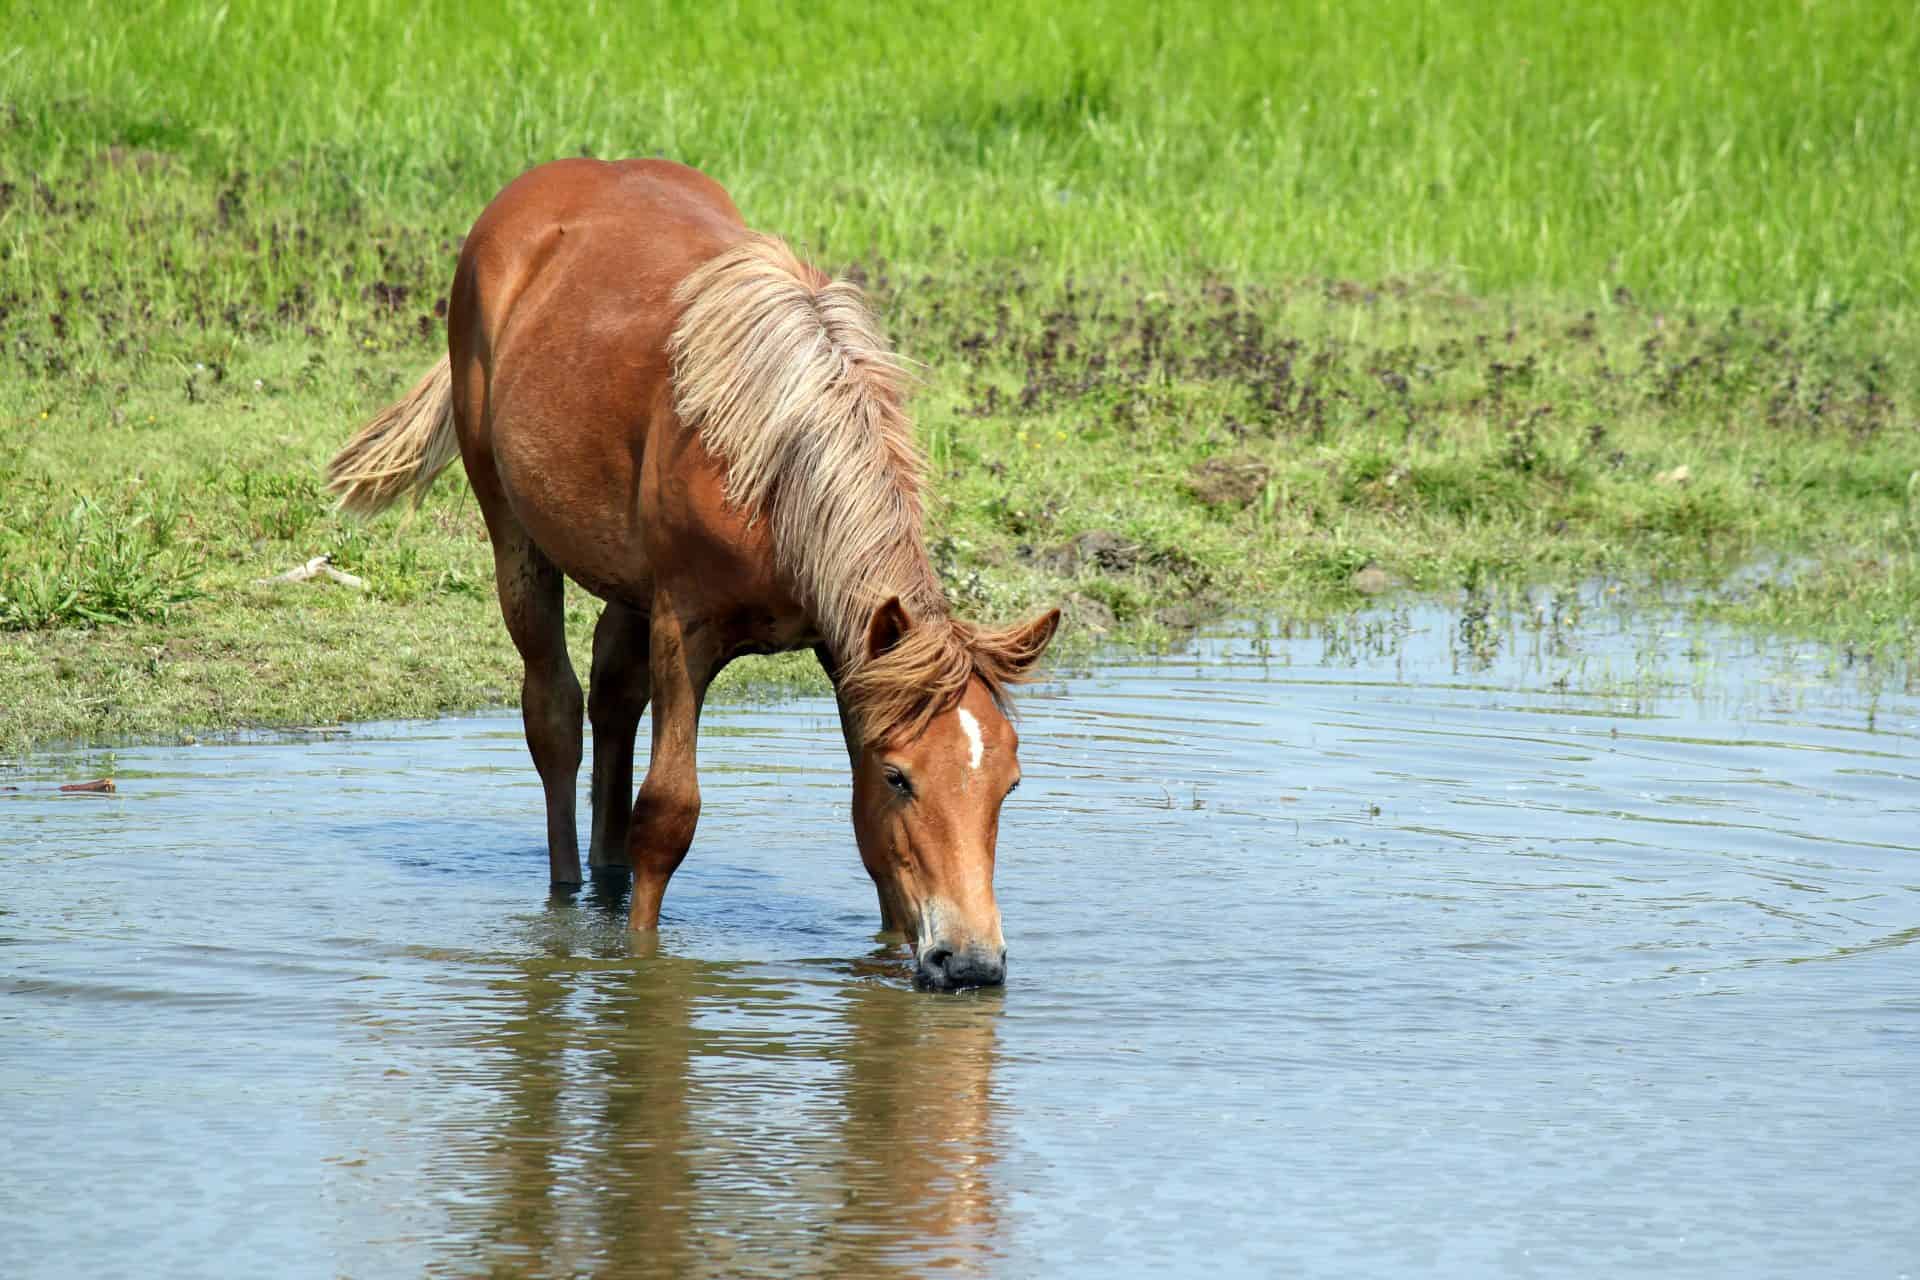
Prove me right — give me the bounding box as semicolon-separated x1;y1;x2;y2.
956;708;984;772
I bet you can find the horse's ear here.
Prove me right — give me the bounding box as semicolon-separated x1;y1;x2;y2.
1003;607;1061;675
864;596;913;663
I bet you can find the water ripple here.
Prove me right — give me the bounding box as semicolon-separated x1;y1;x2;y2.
3;604;1917;1277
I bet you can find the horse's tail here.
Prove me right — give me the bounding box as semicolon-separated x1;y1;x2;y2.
325;355;459;516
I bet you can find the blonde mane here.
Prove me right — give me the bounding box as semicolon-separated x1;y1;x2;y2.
668;235;1039;743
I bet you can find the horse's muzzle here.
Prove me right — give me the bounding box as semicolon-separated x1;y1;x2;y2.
914;943;1007;991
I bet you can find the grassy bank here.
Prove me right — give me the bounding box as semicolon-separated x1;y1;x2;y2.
3;1;1917;749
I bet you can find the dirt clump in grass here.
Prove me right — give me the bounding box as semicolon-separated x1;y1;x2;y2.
1024;529;1139;576
1349;564;1403;596
1188;454;1272;508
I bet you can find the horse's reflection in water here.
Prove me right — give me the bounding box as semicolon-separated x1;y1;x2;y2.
449;887;1002;1279
830;971;1002;1275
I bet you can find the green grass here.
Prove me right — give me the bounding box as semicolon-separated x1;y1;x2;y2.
5;0;1916;305
2;0;1917;749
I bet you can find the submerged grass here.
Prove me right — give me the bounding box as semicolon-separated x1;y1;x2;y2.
2;0;1917;748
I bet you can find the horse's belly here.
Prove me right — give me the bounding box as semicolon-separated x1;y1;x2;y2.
487;393;655;607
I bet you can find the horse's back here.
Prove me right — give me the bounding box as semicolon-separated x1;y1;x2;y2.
455;158;747;361
449;159;751;602
469;158;745;264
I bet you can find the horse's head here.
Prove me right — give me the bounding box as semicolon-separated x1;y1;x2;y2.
843;598;1060;990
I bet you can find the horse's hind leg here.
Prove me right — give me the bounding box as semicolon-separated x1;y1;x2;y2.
587;602;651;873
489;523;585;885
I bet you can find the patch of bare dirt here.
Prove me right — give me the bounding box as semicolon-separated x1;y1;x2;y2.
1187;454;1271;508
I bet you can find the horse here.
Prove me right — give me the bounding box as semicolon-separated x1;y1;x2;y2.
325;159;1060;990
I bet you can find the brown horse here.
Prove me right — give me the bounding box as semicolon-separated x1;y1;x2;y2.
326;159;1059;989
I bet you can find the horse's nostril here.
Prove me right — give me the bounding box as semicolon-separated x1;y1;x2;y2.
915;946;958;991
915;944;1005;991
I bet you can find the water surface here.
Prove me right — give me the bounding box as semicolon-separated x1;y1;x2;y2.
4;601;1918;1277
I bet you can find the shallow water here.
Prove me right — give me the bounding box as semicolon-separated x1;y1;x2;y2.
4;600;1918;1278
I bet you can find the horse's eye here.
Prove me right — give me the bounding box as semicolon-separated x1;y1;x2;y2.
882;765;913;797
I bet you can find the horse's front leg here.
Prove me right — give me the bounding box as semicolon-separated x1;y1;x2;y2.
626;604;723;930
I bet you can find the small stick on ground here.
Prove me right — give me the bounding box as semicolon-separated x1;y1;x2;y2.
256;555;366;588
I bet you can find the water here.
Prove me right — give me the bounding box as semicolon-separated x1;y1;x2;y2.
4;601;1918;1278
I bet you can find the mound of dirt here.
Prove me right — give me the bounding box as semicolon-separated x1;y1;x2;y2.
1024;529;1140;576
1187;454;1271;508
